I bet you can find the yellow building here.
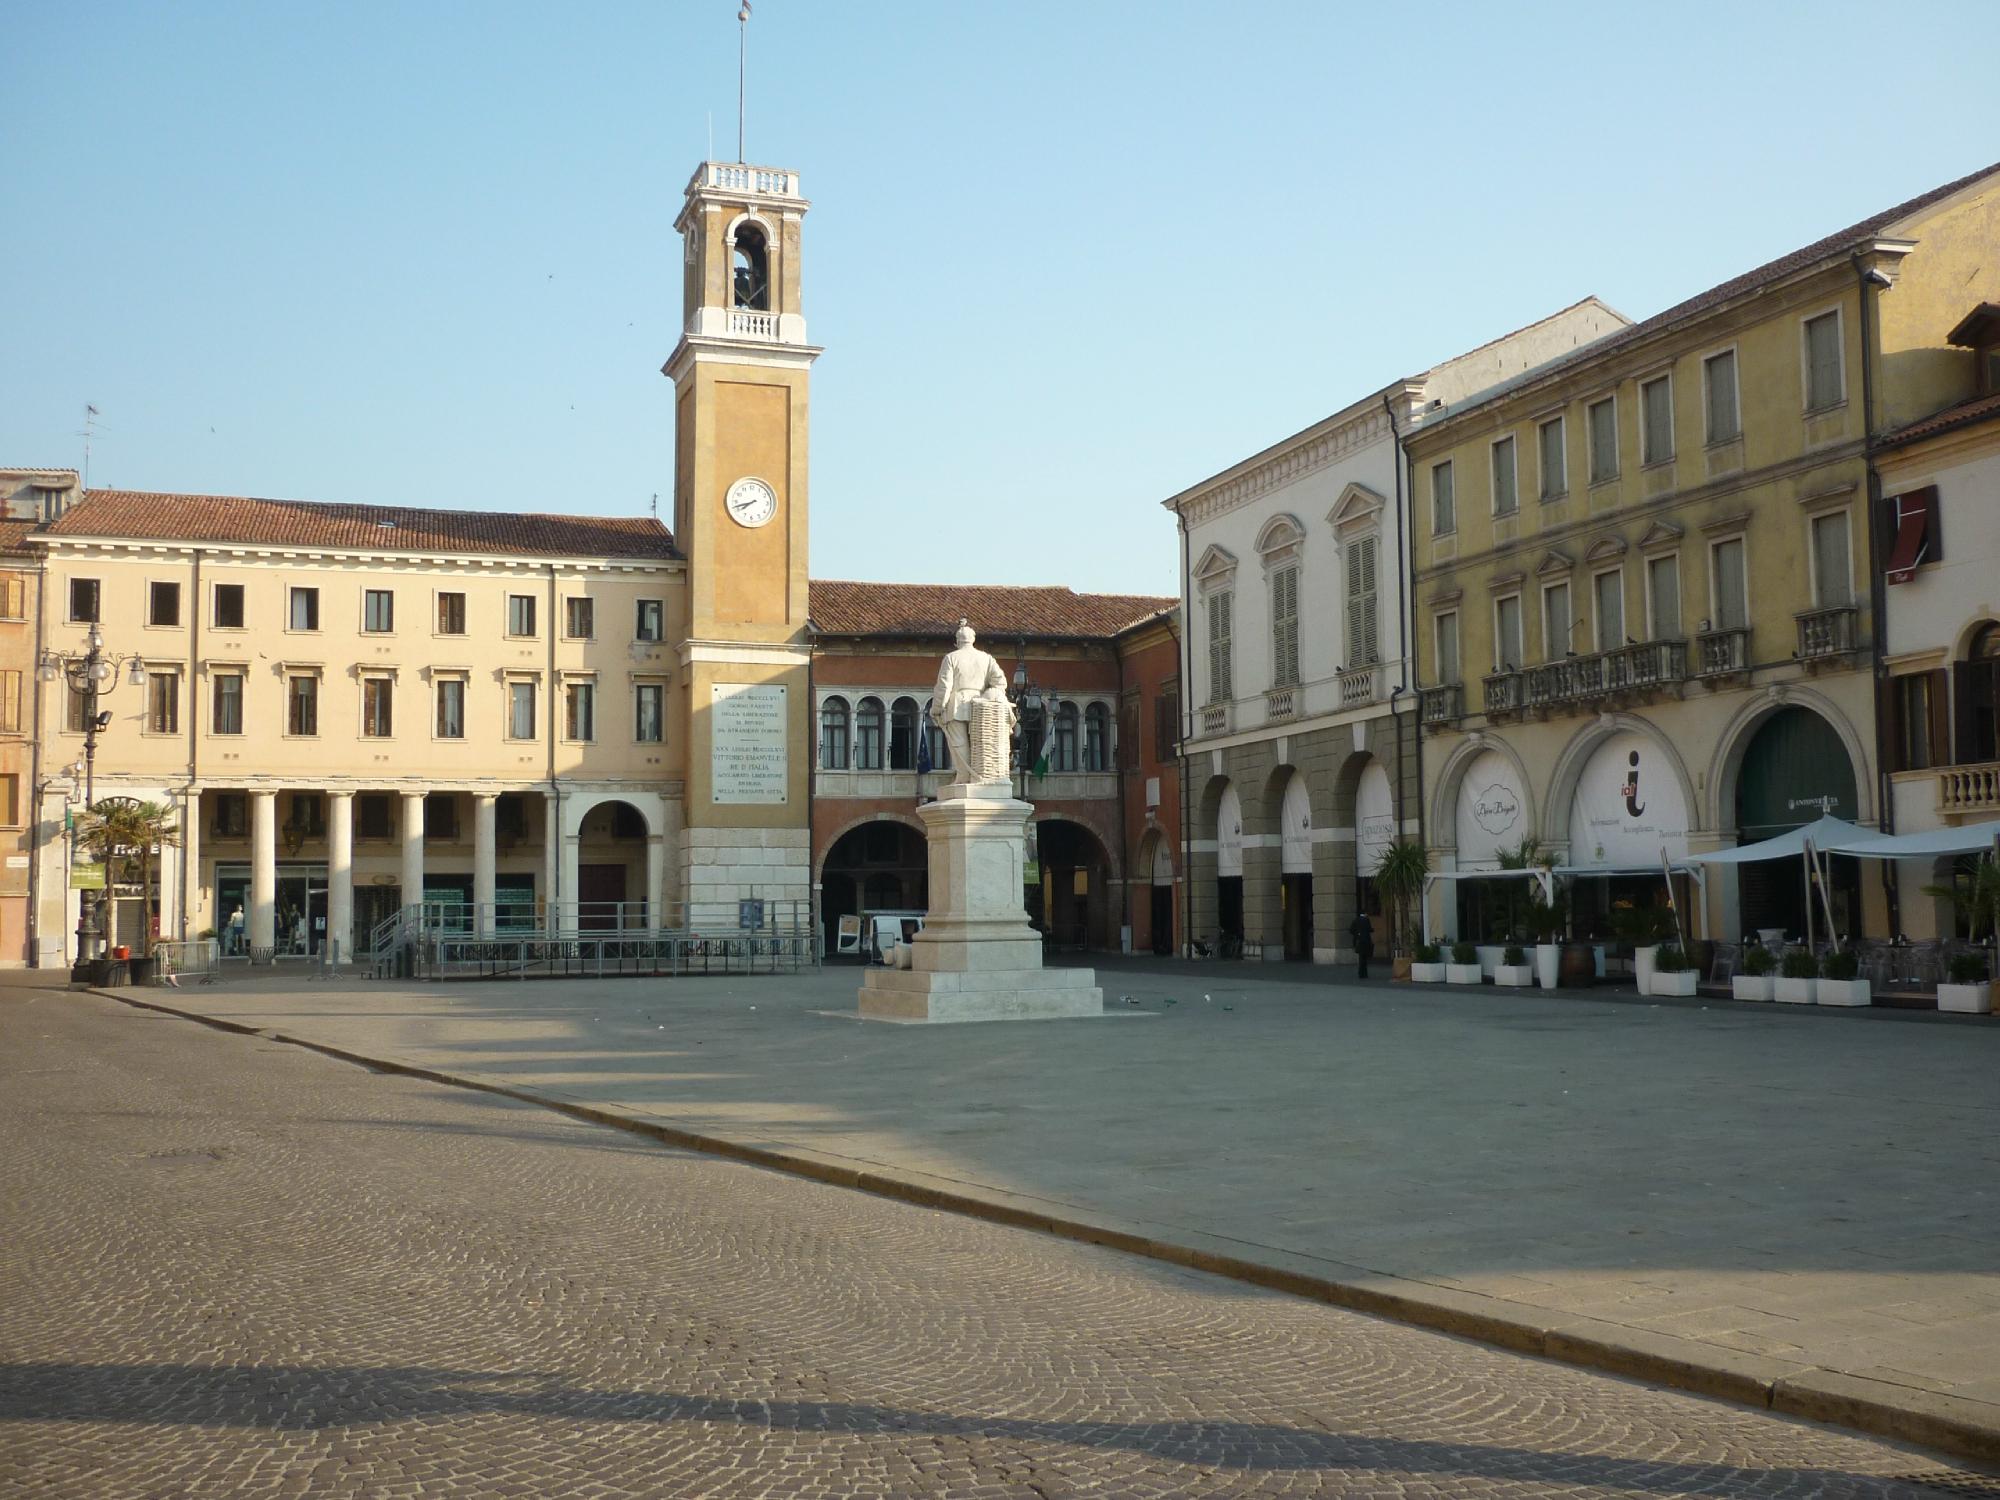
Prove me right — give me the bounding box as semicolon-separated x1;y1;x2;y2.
1409;161;2000;946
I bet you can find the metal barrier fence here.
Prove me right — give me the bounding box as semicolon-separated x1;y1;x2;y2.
152;938;221;982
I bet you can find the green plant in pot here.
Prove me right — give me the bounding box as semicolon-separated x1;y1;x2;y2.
1742;947;1775;976
1941;951;1997;1013
1655;945;1688;971
1821;949;1859;981
1450;941;1477;964
1417;941;1442;964
1374;839;1430;959
1503;945;1526;965
1948;953;1991;985
1781;950;1820;979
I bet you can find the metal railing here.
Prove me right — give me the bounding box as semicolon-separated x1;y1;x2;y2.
1420;683;1462;728
1696;626;1751;677
151;938;221;981
1797;604;1859;661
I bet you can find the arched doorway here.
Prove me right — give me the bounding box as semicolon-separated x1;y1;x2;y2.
1216;783;1244;950
1450;747;1530;939
821;819;927;958
1144;832;1176;956
576;800;650;929
1032;818;1113;951
1735;706;1860;939
1278;770;1313;960
1353;757;1395;946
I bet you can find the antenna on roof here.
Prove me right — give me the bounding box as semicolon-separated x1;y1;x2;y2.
650;492;659;518
736;2;751;163
77;404;102;490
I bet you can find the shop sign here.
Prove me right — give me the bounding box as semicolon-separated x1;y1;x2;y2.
1454;750;1527;869
70;860;106;891
1568;732;1688;865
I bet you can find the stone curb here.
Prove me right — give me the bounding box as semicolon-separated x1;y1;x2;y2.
89;986;2000;1467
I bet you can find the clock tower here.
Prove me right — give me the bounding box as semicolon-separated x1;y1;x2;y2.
664;160;821;918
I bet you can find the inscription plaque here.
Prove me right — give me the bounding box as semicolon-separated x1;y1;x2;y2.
711;683;788;804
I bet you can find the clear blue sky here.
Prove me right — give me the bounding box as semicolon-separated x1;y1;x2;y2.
3;1;1991;596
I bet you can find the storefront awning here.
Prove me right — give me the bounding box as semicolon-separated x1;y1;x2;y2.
1552;862;1704;879
1819;819;2000;859
1682;815;1879;866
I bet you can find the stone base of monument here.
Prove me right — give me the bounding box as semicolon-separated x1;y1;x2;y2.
857;782;1104;1023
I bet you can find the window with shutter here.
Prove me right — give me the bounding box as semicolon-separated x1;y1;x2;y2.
1270;566;1299;687
1812;512;1853;606
1208;590;1233;704
1711;539;1747;631
1704;350;1739;442
1494;595;1523;672
1647;555;1681;640
1345;537;1379;665
1805;312;1844;411
1434;612;1460;684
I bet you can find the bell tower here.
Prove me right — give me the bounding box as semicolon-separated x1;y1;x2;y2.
665;160;820;918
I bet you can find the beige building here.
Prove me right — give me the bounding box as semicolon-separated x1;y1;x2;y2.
0;469;73;965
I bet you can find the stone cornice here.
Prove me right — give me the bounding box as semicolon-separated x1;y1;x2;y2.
1166;404;1394;529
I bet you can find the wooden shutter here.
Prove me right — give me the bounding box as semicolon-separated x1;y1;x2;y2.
1881;674;1906;774
1954;662;1975;765
1927;668;1950;770
1208;591;1232;702
1346;537;1379;665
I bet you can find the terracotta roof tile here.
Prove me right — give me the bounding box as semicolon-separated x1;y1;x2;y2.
43;489;681;560
1880;390;2000;449
809;580;1176;640
0;520;38;556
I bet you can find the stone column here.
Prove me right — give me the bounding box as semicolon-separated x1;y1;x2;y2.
327;791;353;963
250;790;277;957
472;793;497;935
645;835;666;930
179;790;201;943
542;791;560;928
400;791;425;915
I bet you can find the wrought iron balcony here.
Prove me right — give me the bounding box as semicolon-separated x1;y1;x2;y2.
1420;683;1463;729
1696;626;1751;678
1482;670;1522;720
1797;604;1859;663
1338;662;1380;710
1936;761;2000;815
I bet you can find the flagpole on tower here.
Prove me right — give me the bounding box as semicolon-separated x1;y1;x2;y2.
736;2;751;163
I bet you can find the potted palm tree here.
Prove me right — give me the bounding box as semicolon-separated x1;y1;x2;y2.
1523;881;1567;989
1939;953;1995;1014
1776;949;1819;1004
1816;947;1871;1007
76;798;180;982
1732;944;1776;1001
1651;944;1698;996
1375;839;1430;981
1925;859;2000;1012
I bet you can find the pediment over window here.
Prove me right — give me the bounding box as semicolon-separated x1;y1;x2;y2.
1638;519;1684;552
1534;548;1574;578
1327;482;1387;535
1582;534;1628;565
1192;544;1240;589
1254;513;1307;565
1486;569;1527;594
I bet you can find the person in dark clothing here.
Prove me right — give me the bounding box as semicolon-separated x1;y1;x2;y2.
1349;910;1377;979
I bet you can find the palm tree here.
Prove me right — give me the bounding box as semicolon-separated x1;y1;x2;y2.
1924;856;2000;951
1374;838;1430;958
1498;836;1555;942
76;798;181;957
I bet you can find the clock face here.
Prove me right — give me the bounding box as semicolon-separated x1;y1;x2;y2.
724;475;778;529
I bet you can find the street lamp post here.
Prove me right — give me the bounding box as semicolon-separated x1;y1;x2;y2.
40;626;147;974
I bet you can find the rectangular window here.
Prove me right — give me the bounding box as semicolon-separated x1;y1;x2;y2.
1588;397;1619;484
507;595;537;637
1593;570;1624;652
1542;580;1572;662
436;591;467;635
1704;350;1740;443
287;675;319;736
148;581;181;627
65;684;89;734
212;673;244;735
1491;435;1518;515
565;680;595;741
0;670;19;734
1435;611;1461;685
508;681;537;740
213;792;248;839
496;794;526;841
1431;460;1455;535
1896;673;1936;772
565;597;595;640
1805;311;1844;411
362;677;394;737
147;671;179;734
288;793;325;838
1270;565;1299;688
1494;594;1523;672
0;573;25;620
424;793;458;841
69;577;99;623
289;587;319;631
214;583;245;629
356;793;393;840
1812;511;1853;606
1207;589;1233;703
363;589;394;633
1538;416;1566;500
1640;374;1674;465
435;679;465;739
1647;554;1682;640
636;682;664;743
0;773;18;827
1345;535;1380;665
636;598;664;641
1712;538;1748;631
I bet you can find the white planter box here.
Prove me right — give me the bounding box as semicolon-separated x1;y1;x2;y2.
1650;969;1697;996
1410;963;1446;983
1494;964;1534;987
1475;944;1505;979
1816;978;1871;1007
1445;963;1483;985
1731;975;1774;1002
1938;981;1995;1014
1534;944;1562;989
1633;944;1659;993
1775;977;1817;1004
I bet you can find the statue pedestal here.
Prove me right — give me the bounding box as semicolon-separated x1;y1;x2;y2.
858;783;1102;1023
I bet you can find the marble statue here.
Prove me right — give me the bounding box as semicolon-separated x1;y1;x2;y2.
930;622;1018;786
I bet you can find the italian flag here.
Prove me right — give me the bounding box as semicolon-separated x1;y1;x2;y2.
1030;700;1059;778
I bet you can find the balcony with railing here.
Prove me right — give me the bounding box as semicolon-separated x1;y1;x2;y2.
1338;662;1381;710
1607;639;1686;692
1696;626;1751;679
1797;604;1860;664
1511;639;1690;717
727;308;779;339
1937;762;2000;816
690;161;801;198
1199;702;1232;738
1420;683;1463;729
1482;670;1522;721
1264;685;1296;722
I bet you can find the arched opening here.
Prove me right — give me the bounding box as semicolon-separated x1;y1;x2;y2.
1957;622;2000;762
1278;769;1313;961
1563;728;1693;941
731;222;770;310
821;819;927;959
1353;757;1395;948
1216;782;1244;949
1138;829;1175;956
889;696;920;771
576;799;649;929
1735;706;1860;940
1449;747;1530;940
854;696;885;771
1031;817;1112;951
819;696;851;770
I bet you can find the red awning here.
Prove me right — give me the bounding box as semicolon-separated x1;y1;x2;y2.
1885;487;1935;584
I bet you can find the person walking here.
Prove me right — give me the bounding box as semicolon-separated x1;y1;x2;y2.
226;905;245;957
1349;909;1377;980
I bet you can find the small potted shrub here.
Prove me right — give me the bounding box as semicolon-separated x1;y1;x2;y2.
1611;904;1676;992
1939;952;1995;1014
1776;949;1819;1004
1495;944;1534;988
1650;944;1698;996
1816;948;1870;1007
1732;945;1776;1002
1410;941;1446;983
1446;940;1483;985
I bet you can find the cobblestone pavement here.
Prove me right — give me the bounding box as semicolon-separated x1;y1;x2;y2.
7;988;2000;1498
